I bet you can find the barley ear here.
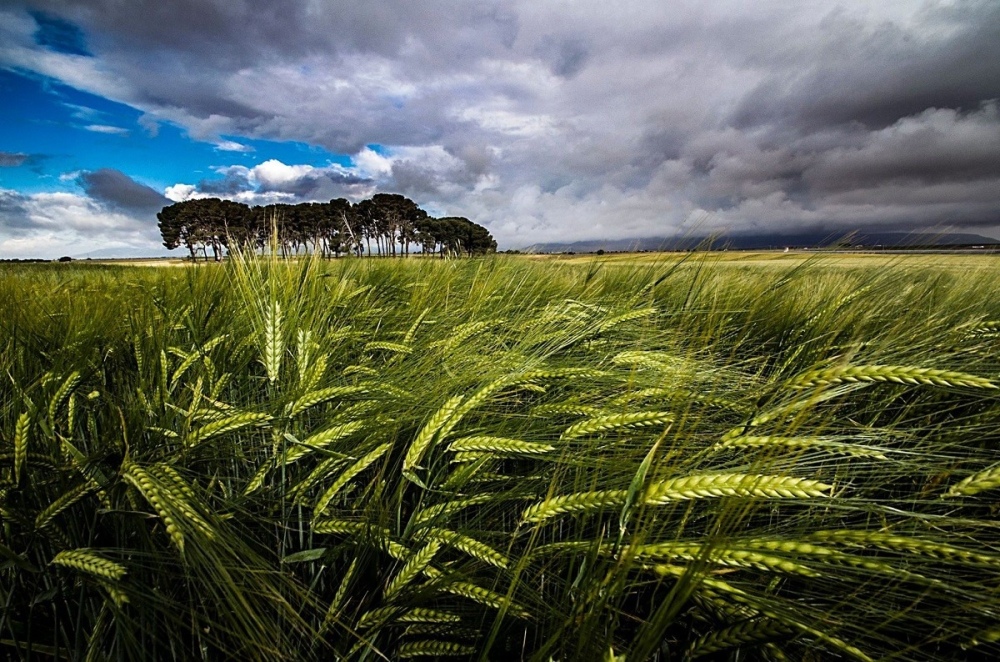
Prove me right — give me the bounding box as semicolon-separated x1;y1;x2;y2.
13;412;30;484
263;300;283;383
946;464;1000;497
51;549;127;581
313;441;393;519
403;394;464;477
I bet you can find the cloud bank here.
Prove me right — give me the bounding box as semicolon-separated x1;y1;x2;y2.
1;0;998;254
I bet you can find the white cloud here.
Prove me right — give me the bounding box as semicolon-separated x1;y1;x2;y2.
84;124;129;135
249;159;316;187
164;183;200;202
352;148;394;178
215;140;253;152
0;189;167;259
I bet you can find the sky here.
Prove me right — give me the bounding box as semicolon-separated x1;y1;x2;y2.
0;1;999;258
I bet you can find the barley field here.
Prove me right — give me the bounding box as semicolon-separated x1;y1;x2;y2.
2;251;1000;661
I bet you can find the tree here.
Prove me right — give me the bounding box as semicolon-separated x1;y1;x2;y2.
157;194;495;261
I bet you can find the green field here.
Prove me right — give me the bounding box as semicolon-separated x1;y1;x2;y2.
3;252;1000;660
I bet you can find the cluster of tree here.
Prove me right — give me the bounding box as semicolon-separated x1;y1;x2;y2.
157;194;497;261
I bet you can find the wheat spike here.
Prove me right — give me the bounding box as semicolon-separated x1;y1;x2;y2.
364;340;413;354
946;464;1000;497
412;495;495;527
631;543;819;577
610;351;700;374
730;384;868;437
295;329;314;383
661;569;875;662
48;371;81;424
320;557;359;635
598;307;657;332
287;385;369;418
244;460;273;496
313;441;393;518
300;352;328;392
561;411;673;440
343;364;378;377
312;518;369;535
13;412;30;484
403;307;431;344
519;367;611;381
522;489;628;523
385;541;442;597
263;299;283;383
357;606;400;630
686;619;795;659
611;387;676;406
443;581;529;618
404;394;464;475
122;464;186;552
735;539;915;576
426;527;510;569
398;608;463;624
170;334;229;387
431;319;503;354
403;623;479;638
67;392;78;431
36;482;95;530
715;435;888;460
288;455;349;502
447;435;554;455
284;420;365;464
186;411;271;447
808;529;1000;565
789;364;996;390
644;473;832;504
962;320;1000;338
148;464;200;504
52;549;126;581
146;468;215;539
429;375;525;450
398;641;476;658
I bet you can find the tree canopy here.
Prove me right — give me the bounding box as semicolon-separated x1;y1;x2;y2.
157;195;497;260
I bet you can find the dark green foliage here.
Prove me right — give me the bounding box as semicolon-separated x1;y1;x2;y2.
157;194;496;260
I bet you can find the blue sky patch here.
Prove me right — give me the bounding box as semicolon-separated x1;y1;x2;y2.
0;68;352;196
30;11;92;57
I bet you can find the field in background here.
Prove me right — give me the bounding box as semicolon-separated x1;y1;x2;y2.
3;252;1000;661
520;249;1000;269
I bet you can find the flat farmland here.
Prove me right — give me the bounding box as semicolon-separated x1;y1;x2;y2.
2;252;1000;661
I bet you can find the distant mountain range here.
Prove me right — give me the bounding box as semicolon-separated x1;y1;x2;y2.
522;231;1000;253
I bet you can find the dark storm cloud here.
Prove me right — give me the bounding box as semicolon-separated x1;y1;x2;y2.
3;0;1000;247
254;171;371;197
20;0;519;67
0;151;49;173
197;170;253;195
534;35;590;78
0;152;29;167
188;163;374;202
78;169;169;212
0;190;37;232
731;2;1000;132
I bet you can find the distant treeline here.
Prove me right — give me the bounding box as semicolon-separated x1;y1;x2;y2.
157;193;497;260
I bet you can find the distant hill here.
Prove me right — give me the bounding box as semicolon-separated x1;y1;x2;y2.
522;231;1000;253
72;245;174;260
